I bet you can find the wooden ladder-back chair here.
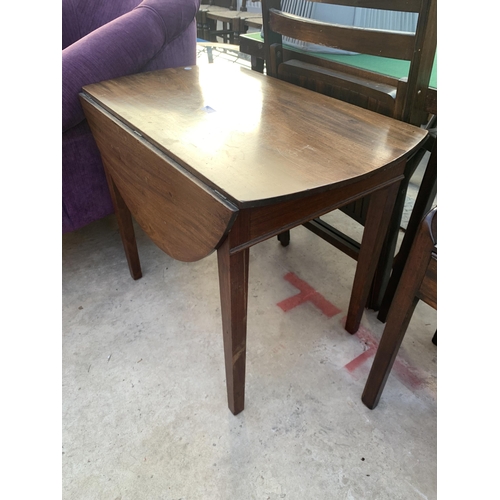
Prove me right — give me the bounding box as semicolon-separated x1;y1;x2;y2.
261;0;437;310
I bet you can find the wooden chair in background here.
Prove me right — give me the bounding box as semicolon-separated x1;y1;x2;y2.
377;92;437;324
362;206;437;409
261;0;437;310
197;1;263;44
365;112;437;408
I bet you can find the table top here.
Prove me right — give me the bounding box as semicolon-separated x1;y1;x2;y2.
200;5;262;21
82;64;427;209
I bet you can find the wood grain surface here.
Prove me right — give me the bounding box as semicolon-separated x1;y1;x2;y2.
81;94;238;262
82;64;427;209
268;9;415;60
80;63;429;414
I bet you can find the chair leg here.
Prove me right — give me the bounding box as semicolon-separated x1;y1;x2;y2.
362;210;435;409
251;56;265;73
362;295;420;409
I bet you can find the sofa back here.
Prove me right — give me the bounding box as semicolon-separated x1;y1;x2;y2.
62;0;142;49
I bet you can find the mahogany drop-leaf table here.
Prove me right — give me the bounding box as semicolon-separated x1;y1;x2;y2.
80;64;427;415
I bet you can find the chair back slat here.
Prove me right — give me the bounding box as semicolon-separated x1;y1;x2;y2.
269;9;415;60
302;0;422;14
262;0;436;125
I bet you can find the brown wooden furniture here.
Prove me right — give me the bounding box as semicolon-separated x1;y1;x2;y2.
378;94;437;323
259;0;437;310
262;0;436;124
202;0;237;10
243;15;263;31
197;42;245;66
197;3;262;44
362;207;437;409
80;63;427;415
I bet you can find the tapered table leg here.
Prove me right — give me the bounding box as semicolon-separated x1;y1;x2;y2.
217;236;250;415
367;147;427;311
345;180;400;334
103;167;142;280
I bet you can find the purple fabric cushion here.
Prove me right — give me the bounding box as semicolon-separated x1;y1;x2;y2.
63;0;143;49
63;0;199;131
62;0;200;233
62;121;114;233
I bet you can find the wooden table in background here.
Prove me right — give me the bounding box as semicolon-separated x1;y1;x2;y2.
197;5;262;44
80;64;427;415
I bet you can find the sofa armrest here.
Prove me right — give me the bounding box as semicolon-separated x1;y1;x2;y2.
62;0;200;132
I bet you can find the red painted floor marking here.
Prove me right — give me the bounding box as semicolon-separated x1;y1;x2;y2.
342;317;424;390
392;357;424;390
344;348;376;372
277;272;341;318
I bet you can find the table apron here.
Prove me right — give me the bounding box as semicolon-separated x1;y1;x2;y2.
228;164;406;255
80;92;407;264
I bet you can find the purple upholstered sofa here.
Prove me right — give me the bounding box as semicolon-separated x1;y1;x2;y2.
62;0;201;233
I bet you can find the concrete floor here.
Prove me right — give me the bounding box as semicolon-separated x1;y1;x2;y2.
62;208;437;500
62;45;437;499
